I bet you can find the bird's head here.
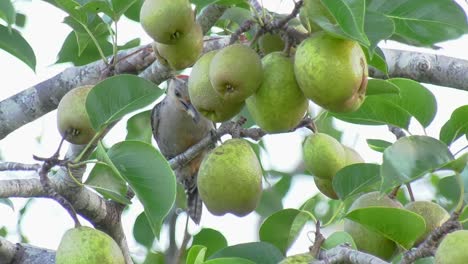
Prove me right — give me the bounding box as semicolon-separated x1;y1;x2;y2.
167;75;200;123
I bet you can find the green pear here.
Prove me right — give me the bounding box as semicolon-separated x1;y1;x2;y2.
246;52;308;133
197;138;263;216
294;32;368;113
344;192;402;260
279;252;315;264
258;33;285;55
56;226;125;264
313;145;363;199
153;23;203;70
209;44;263;103
188;50;244;122
435;230;468;264
140;0;194;44
405;201;449;245
299;0;336;33
302;133;346;180
57;85;96;145
314;177;338;199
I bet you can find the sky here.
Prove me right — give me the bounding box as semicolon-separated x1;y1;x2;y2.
1;0;468;258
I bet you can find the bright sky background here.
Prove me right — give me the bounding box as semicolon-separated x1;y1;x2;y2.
1;0;468;259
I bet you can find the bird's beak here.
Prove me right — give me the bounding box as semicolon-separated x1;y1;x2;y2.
181;100;200;123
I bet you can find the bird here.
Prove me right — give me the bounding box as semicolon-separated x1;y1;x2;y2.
151;75;215;224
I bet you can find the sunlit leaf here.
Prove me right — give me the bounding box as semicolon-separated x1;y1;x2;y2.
209;242;284;264
0;25;36;71
440;105;468;146
333;163;381;200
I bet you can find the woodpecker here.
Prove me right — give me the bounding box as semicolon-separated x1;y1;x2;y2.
151;76;214;224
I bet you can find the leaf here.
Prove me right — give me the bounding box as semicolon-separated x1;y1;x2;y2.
209;242;284;264
80;1;115;20
133;212;155;248
367;0;468;46
256;174;291;218
440;153;468;173
333;163;381;200
331;96;412;128
386;79;437;128
0;25;36;71
259;209;311;254
55;0;87;24
56;31;113;65
143;251;165;264
365;79;400;96
123;0;143;21
314;113;343;142
108;141;176;237
126;110;153;143
320;0;369;46
86;74;163;131
460;205;468;230
187;245;207;264
363;10;394;53
381;136;454;192
366;139;392;153
346;207;426;249
300;194;343;225
363;46;388;74
0;0;16;27
192;228;228;258
63;15;109;56
322;231;357;250
191;0;249;14
85;163;131;205
0;198;14;210
204;258;255;264
111;0;139;18
440;105;468;146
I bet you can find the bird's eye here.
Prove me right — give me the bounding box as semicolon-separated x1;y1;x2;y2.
175;91;181;97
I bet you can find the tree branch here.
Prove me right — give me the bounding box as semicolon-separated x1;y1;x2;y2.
0;237;55;264
314;245;389;264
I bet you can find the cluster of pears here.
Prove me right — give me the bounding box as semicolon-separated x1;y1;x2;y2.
57;85;96;145
56;226;125;264
197;138;263;217
302;133;364;199
344;192;450;260
140;0;202;70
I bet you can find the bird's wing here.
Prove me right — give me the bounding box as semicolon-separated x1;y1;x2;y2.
150;100;163;148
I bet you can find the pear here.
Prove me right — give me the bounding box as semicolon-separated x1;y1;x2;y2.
313;145;364;199
302;133;346;180
140;0;194;44
344;192;402;260
299;0;336;33
197;138;263;216
435;230;468;264
209;44;263;103
153;23;203;70
258;33;285;55
294;32;368;113
56;226;125;264
57;85;96;145
279;252;315;264
246;52;308;133
405;201;449;245
188;50;244;122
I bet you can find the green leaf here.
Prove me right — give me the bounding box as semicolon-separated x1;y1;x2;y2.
187;245;207;264
133;212;155;248
143;251;165;264
440;153;468;173
0;198;14;210
386;78;437;128
440;105;468;146
300;194;342;225
381;136;454;192
363;10;394;53
363;46;388;74
209;242;284;264
321;0;369;46
333;163;381;200
63;15;109;56
346;207;426;249
192;228;228;258
437;175;461;212
0;0;16;27
204;258;255;264
0;25;36;71
85;163;131;204
314;113;343;142
366;139;392;153
331;96;412;128
80;2;115;20
366;79;400;96
111;0;139;18
367;0;468;46
86;74;163;131
56;31;113;65
256;174;291;218
108;141;176;237
123;0;143;21
220;6;251;28
322;231;357;250
55;0;87;24
259;209;311;254
126;110;153;143
460;205;468;230
191;0;249;13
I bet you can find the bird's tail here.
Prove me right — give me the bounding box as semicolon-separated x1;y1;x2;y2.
187;185;202;224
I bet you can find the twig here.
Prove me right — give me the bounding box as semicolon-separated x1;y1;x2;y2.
310;221;325;258
388;125;406;139
229;20;255;44
406;183;415;201
272;0;304;29
388;186;400;199
0;162;41;171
